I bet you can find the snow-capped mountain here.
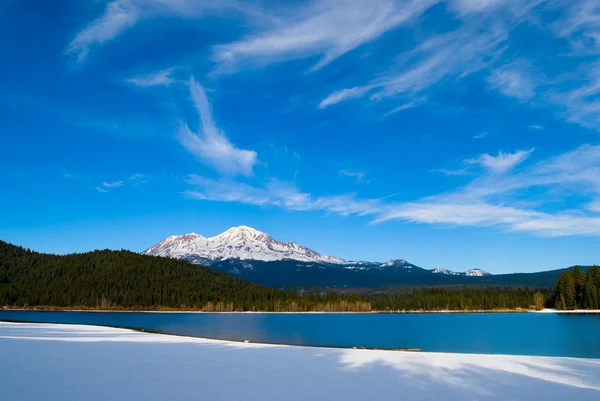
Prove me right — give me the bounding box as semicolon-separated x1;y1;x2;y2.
380;259;413;268
144;226;493;288
432;267;490;276
143;226;345;264
464;269;490;277
432;268;459;275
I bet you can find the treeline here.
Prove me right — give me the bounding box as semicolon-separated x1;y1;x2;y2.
363;287;544;311
0;240;556;312
551;266;600;310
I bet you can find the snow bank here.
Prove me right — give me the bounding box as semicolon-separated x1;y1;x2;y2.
1;322;599;401
535;308;600;314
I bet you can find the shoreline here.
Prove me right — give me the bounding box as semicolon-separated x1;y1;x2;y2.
5;306;600;314
533;308;600;314
2;306;533;314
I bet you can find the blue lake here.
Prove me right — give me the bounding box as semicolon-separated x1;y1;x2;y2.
1;311;599;358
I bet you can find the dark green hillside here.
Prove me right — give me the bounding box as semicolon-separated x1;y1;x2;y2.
0;240;368;312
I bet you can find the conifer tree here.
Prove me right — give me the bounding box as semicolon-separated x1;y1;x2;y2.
582;279;598;310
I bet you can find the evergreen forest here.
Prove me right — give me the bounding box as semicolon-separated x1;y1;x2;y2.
1;240;597;312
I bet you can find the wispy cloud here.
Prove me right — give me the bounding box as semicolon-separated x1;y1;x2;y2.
547;62;600;130
383;98;426;116
436;168;475;177
473;132;488;139
487;61;536;101
588;200;600;212
319;86;374;109
177;78;257;176
95;175;151;193
103;180;124;188
212;0;437;74
126;68;176;87
66;0;264;63
552;1;600;56
129;173;150;184
339;170;369;184
435;149;532;176
66;0;139;63
319;19;508;109
184;175;382;216
96;180;124;193
466;149;534;174
185;145;600;237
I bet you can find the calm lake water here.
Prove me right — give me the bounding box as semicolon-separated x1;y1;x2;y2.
1;311;599;358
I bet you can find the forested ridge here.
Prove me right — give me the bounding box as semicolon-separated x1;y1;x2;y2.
1;240;595;311
0;240;368;312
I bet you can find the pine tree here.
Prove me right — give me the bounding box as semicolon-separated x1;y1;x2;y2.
533;291;545;310
572;266;586;306
583;280;598;310
564;273;577;309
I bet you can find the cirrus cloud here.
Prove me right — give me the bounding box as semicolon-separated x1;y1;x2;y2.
177;78;258;176
184;144;600;237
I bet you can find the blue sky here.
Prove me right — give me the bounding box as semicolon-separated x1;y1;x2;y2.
2;0;600;273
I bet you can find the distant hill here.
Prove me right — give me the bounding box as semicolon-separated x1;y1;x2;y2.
208;259;581;289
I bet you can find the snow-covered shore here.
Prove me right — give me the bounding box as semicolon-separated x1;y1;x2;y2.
534;308;600;314
1;322;599;401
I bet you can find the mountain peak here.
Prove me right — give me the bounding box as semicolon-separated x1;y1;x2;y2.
464;269;490;277
381;259;411;268
432;268;459;275
432;267;490;276
224;226;263;235
214;226;267;240
144;226;344;264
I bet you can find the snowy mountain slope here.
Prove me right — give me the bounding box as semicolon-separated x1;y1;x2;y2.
432;268;460;275
143;226;345;264
432;268;491;276
380;260;413;268
464;269;491;277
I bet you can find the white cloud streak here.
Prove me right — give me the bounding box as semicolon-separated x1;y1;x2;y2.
185;144;600;237
67;0;139;63
102;180;124;188
319;86;375;109
339;170;369;184
466;149;534;174
184;175;382;216
212;0;437;73
178;78;257;176
487;61;536;100
383;98;426;116
319;19;508;108
126;68;176;87
552;1;600;56
96;180;124;193
66;0;265;62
